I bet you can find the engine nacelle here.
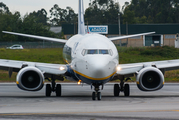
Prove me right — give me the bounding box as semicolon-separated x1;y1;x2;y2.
16;66;44;91
136;67;164;91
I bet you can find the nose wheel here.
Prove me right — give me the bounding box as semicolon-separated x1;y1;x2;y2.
92;84;102;100
92;91;101;100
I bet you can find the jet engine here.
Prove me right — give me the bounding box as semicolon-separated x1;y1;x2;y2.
136;67;164;91
16;66;44;91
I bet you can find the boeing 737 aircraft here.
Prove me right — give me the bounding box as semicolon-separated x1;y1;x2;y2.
1;0;179;100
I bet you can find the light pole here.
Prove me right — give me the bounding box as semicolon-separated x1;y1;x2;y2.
175;33;179;48
118;13;121;36
117;1;121;36
117;1;121;46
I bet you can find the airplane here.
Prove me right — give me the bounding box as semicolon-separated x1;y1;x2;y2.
1;0;178;100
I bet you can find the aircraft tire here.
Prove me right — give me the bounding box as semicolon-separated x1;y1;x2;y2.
92;92;96;100
46;84;51;97
124;84;130;96
56;84;61;97
97;92;101;100
114;84;120;96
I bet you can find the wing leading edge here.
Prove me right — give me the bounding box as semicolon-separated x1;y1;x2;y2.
0;59;67;75
2;31;67;43
116;59;179;76
109;32;155;41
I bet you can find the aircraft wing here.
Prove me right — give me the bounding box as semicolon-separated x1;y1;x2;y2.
0;59;67;76
2;31;67;43
109;32;155;41
116;59;179;76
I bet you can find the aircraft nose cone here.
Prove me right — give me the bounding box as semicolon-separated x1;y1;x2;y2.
93;60;108;71
87;57;115;79
92;63;107;77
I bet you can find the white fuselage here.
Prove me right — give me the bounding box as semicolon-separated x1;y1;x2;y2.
63;33;119;84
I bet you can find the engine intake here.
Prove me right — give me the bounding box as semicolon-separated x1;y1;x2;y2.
16;66;44;91
136;67;164;91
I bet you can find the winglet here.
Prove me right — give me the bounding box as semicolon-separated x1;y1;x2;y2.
78;0;85;35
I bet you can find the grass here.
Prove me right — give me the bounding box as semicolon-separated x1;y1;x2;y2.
1;46;179;82
0;48;64;64
0;48;64;82
117;46;179;64
117;46;179;82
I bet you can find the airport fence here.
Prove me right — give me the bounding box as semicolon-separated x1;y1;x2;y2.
0;41;65;49
0;41;127;49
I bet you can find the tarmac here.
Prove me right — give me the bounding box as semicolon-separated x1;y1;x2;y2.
0;83;179;120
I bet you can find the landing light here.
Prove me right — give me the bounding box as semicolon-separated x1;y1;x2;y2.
78;80;82;85
59;66;65;71
116;66;121;71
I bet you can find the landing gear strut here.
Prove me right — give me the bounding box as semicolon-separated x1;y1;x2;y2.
92;84;102;100
113;78;130;97
45;77;61;97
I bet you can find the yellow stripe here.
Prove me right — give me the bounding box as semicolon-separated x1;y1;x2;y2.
62;58;116;80
16;81;19;84
63;58;69;64
73;69;116;80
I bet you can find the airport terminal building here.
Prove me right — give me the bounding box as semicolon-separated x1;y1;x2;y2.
60;24;179;47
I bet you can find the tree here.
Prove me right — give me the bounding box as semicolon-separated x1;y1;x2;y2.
122;0;179;24
121;2;129;13
0;3;60;41
20;13;59;41
0;2;9;13
85;0;121;25
0;11;22;41
122;10;136;24
29;9;48;25
49;4;77;26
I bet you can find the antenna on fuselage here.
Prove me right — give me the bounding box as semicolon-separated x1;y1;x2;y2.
78;0;85;35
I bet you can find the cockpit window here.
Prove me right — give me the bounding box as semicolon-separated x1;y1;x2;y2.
87;50;98;54
109;49;113;56
99;50;109;54
81;49;86;56
82;49;113;56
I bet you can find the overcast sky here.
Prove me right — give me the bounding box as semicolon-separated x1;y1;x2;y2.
1;0;130;16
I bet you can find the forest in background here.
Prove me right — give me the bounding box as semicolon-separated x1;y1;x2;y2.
1;0;179;41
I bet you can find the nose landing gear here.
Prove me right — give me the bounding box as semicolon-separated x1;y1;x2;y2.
92;84;102;100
